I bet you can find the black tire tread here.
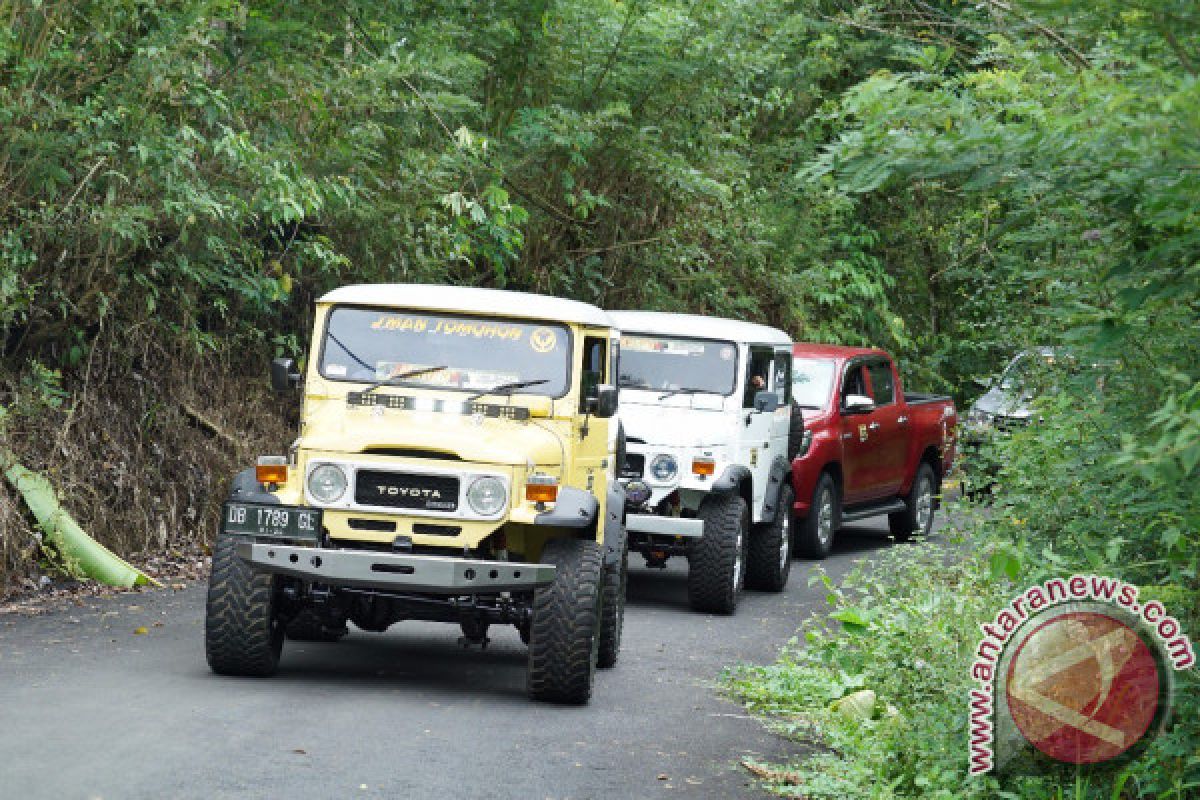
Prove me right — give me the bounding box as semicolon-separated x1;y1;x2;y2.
527;538;604;704
687;494;747;614
205;536;282;676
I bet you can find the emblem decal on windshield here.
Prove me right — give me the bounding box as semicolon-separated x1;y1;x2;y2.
530;327;558;353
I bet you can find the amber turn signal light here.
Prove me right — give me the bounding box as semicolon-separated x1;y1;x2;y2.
255;456;288;485
526;481;559;504
691;458;716;476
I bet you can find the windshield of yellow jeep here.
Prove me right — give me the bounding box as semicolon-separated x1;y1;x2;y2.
319;307;572;398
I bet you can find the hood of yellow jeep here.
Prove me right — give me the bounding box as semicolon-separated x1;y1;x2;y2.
299;401;567;466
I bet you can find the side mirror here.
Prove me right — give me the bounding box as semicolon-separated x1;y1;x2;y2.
270;357;301;392
843;394;875;414
972;377;991;390
753;390;780;413
587;384;619;418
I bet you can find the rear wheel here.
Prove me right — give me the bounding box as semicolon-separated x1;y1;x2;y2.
687;494;748;614
889;462;936;542
795;473;837;559
527;538;604;704
597;536;627;668
205;536;284;676
747;485;794;592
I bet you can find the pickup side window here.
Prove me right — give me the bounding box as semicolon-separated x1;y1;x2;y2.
842;364;868;407
867;360;895;406
744;346;775;408
580;336;607;412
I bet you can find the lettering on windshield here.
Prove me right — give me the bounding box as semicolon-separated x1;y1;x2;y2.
370;315;526;342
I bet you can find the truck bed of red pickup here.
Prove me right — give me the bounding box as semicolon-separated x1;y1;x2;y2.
788;344;957;558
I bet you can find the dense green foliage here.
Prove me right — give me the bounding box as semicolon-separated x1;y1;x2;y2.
1;0;1197;794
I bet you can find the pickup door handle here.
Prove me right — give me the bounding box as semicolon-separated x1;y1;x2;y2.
898;415;909;425
868;422;881;431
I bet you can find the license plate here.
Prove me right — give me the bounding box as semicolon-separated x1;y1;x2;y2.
223;502;321;542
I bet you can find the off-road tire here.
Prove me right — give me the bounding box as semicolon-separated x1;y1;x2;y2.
889;462;937;542
205;536;284;676
597;537;627;668
527;538;604;704
285;609;348;643
687;494;748;614
786;402;806;460
795;473;837;560
747;485;794;592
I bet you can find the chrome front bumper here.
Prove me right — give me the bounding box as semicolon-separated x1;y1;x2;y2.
625;514;705;538
237;542;556;594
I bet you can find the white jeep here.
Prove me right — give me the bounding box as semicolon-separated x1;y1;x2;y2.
609;312;801;614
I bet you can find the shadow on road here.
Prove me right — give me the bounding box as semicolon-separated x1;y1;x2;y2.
625;524;897;610
212;627;534;702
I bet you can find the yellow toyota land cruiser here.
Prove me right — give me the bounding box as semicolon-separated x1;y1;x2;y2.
204;284;627;704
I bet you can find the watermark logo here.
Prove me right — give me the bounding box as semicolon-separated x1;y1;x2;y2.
968;575;1194;775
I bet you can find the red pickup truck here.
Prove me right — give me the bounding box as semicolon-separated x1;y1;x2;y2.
788;345;957;558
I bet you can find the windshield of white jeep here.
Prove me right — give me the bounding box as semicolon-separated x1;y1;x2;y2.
319;307;572;398
793;358;836;409
617;334;737;395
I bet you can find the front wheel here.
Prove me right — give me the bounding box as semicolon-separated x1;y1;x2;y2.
795;473;837;559
205;536;284;676
527;538;604;704
687;494;748;614
889;462;937;542
747;485;794;592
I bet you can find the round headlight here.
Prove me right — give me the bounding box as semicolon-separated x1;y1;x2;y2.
650;454;679;482
467;476;507;516
307;464;348;504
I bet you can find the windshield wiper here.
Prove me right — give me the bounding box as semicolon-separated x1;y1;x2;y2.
467;379;549;403
359;365;449;396
658;386;715;400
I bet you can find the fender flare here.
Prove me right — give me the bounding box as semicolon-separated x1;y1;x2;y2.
533;486;598;529
758;456;791;524
602;481;627;567
712;464;752;496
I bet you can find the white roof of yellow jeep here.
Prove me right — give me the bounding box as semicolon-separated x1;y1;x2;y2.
608;310;792;346
319;284;613;328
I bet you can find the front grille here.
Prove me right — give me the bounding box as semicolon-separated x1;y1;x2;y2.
355;470;460;512
348;518;397;532
412;523;463;537
621;453;645;479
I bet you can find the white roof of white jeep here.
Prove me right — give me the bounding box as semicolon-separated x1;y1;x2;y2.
319;284;613;327
608;310;792;346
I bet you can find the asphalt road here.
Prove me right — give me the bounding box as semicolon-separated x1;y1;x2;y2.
0;515;947;800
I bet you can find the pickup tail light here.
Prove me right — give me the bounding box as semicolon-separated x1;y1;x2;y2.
255;456;288;485
525;474;560;504
691;458;716;476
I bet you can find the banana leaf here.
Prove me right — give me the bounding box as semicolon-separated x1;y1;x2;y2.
5;462;160;588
